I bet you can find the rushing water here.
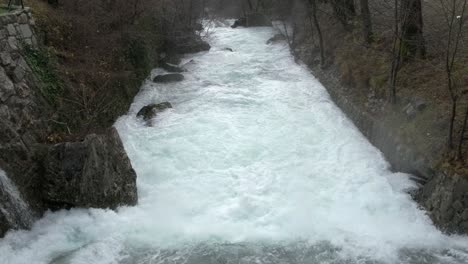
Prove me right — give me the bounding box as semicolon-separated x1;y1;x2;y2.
0;169;34;232
1;23;468;264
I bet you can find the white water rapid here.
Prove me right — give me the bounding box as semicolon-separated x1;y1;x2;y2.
1;23;468;264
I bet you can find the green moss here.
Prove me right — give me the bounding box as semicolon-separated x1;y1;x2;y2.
23;45;63;106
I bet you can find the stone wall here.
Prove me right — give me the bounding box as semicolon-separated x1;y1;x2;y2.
0;7;49;237
0;8;138;238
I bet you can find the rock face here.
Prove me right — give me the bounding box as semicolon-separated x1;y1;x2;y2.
42;128;138;210
231;13;272;28
153;73;184;83
161;62;185;73
0;9;49;237
417;171;468;234
166;34;211;54
267;34;287;44
137;102;172;122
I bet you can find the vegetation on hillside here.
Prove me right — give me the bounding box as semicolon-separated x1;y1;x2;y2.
23;0;207;140
225;0;468;168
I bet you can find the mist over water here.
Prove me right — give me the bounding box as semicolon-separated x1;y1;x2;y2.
1;23;468;264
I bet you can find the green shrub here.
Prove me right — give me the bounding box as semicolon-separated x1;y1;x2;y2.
23;45;63;106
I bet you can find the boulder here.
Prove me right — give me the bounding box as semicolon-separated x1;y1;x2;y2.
166;34;211;54
153;73;184;83
402;97;427;119
267;34;287;44
417;170;468;234
159;53;182;65
137;102;172;122
161;62;186;73
193;22;203;31
42;128;138;210
231;13;272;28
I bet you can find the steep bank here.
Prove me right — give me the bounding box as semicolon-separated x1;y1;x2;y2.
0;2;210;237
0;7;138;236
284;17;468;234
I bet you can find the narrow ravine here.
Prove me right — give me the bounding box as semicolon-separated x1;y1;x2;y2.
1;23;468;264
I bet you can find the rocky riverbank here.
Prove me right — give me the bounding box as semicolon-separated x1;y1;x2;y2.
288;31;468;235
0;8;139;236
0;4;210;237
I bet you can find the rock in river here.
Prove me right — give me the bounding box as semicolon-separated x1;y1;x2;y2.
137;102;173;122
161;62;186;73
153;73;184;83
42;128;138;210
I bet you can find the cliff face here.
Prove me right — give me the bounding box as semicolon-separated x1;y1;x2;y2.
0;8;138;238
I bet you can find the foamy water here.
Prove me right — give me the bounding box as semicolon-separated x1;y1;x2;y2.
0;24;467;264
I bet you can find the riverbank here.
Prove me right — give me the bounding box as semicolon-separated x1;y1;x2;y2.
286;21;468;234
0;2;210;237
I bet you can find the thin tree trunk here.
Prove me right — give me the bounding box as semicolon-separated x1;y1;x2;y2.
457;103;468;159
360;0;373;44
246;0;254;11
308;0;325;66
332;0;356;29
388;0;401;103
445;0;467;149
400;0;426;59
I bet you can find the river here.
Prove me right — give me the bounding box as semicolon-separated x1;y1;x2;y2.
1;22;468;264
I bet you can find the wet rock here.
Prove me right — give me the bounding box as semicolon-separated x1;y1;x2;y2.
417;170;468;234
403;97;427;119
42;128;138;210
159;53;182;65
0;169;34;238
193;22;203;31
231;13;272;28
223;47;234;52
161;62;186;73
153;73;184;83
166;34;211;54
137;102;172;122
267;34;287;44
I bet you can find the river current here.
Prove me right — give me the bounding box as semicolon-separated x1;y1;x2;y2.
1;23;468;264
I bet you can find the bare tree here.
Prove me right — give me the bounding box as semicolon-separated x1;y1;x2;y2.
441;0;468;152
307;0;325;66
400;0;426;59
331;0;356;29
360;0;373;44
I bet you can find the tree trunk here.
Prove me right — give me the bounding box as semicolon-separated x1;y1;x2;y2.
400;0;426;59
308;0;325;66
457;103;468;160
388;0;401;104
360;0;373;44
246;0;254;11
331;0;356;29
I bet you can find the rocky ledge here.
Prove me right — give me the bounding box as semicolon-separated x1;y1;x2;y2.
417;171;468;234
42;128;138;210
